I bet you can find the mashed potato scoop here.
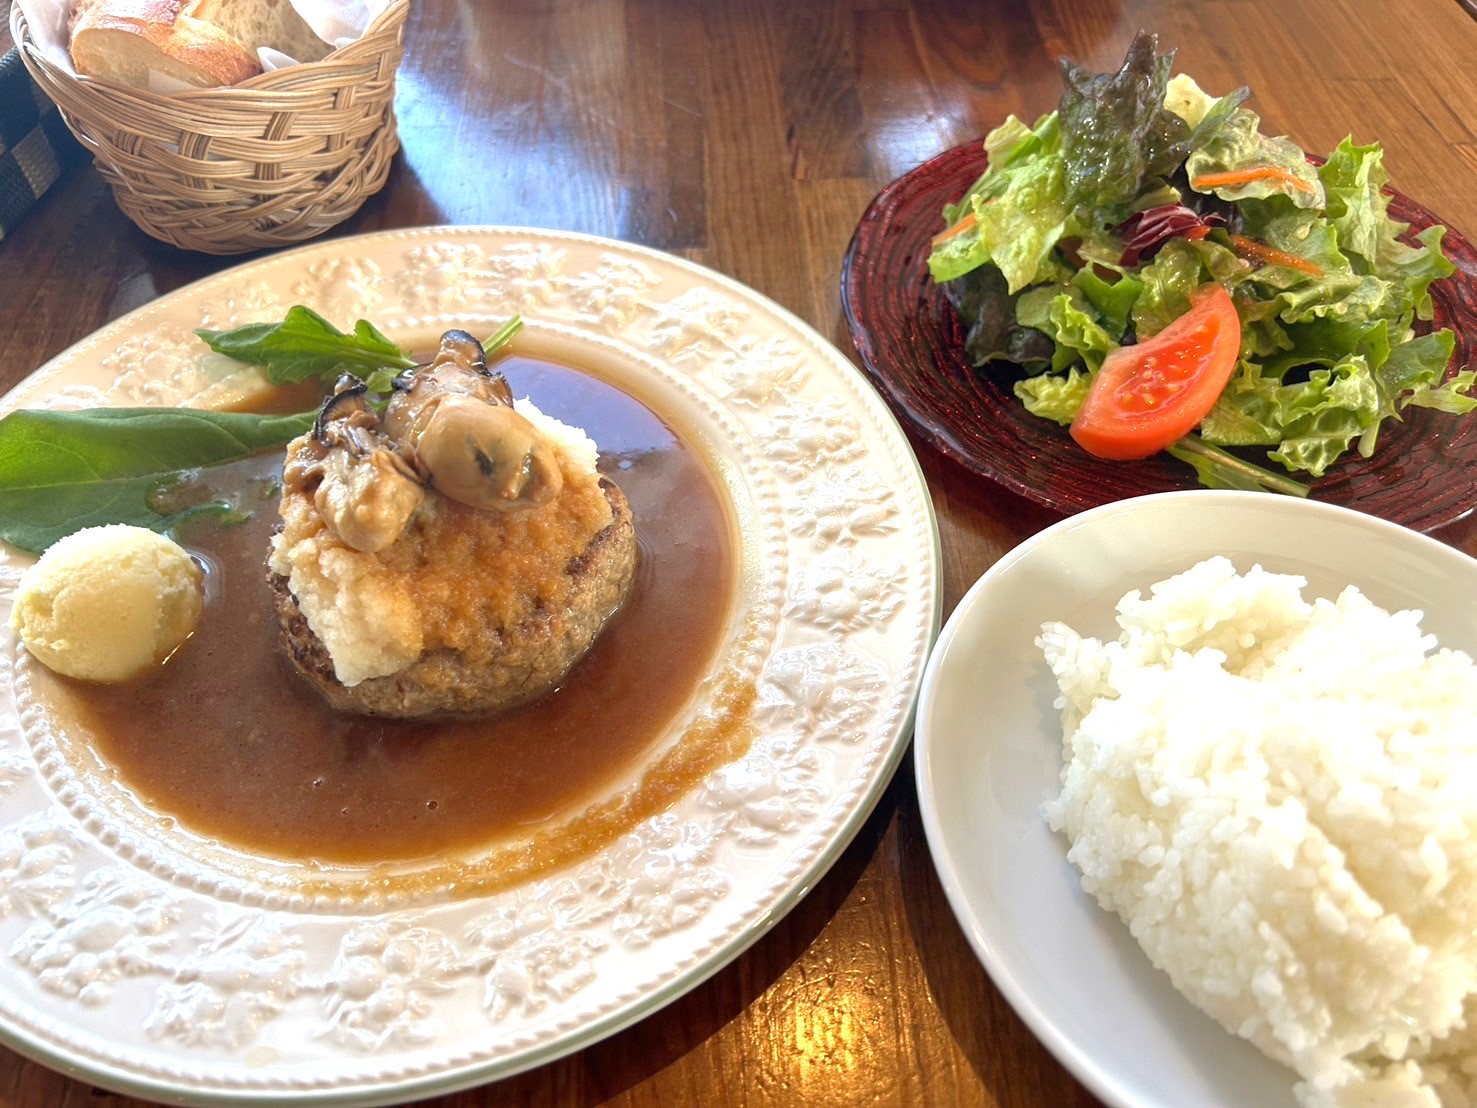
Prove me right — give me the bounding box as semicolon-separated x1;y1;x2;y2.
9;524;204;683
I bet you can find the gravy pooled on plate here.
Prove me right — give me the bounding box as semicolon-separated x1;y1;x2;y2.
30;356;742;871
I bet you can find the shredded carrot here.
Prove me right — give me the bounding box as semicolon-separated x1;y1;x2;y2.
1191;166;1317;196
1229;233;1324;277
931;211;978;246
1182;226;1211;242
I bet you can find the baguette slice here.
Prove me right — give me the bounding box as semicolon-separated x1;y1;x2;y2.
188;0;332;64
70;0;263;89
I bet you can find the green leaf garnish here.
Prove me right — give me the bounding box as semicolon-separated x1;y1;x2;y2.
196;306;416;385
483;316;525;357
0;407;314;553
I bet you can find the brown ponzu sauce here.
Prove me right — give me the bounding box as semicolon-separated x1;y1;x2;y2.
31;358;738;866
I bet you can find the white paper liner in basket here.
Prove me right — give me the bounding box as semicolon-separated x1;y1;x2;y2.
9;0;409;254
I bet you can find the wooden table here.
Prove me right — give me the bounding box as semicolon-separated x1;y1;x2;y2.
3;1;1477;1104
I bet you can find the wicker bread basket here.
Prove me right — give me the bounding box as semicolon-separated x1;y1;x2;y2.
9;0;409;254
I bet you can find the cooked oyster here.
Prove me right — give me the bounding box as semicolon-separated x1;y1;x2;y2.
267;330;639;718
289;331;566;553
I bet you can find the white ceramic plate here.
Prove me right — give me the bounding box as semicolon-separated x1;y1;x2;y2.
0;228;941;1104
914;491;1477;1108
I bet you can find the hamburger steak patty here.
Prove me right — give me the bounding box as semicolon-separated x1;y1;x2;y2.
268;478;638;717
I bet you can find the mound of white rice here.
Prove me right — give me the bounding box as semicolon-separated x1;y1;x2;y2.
1040;556;1477;1107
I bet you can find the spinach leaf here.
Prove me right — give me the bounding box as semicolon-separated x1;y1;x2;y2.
197;306;415;385
0;407;313;554
198;308;528;391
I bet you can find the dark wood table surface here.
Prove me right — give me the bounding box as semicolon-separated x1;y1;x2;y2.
4;1;1477;1104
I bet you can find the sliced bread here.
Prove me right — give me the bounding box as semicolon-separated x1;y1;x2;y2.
70;0;263;89
188;0;331;64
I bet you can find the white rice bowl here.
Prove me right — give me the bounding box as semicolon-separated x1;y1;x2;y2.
1041;556;1477;1107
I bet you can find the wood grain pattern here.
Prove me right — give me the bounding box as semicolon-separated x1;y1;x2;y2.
2;1;1477;1104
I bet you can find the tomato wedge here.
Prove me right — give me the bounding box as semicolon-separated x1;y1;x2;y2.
1070;284;1241;461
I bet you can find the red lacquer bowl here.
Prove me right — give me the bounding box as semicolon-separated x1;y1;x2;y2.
841;141;1477;533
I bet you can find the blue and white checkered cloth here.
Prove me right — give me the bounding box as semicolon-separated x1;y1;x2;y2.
0;47;86;242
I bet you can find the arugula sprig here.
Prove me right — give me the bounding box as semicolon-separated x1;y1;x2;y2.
480;316;525;358
197;306;413;386
196;307;526;394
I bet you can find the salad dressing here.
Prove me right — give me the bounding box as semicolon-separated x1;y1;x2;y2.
930;31;1465;490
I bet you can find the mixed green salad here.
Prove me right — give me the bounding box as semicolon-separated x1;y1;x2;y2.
929;31;1474;493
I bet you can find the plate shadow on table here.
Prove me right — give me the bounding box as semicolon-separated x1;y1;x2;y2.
894;752;1099;1108
422;783;896;1106
1435;511;1477;552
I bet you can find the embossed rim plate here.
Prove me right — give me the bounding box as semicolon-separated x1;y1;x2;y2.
0;228;941;1104
914;490;1477;1108
841;140;1477;533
